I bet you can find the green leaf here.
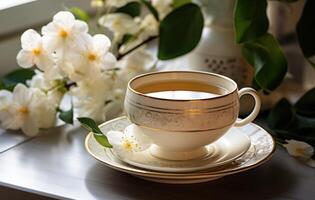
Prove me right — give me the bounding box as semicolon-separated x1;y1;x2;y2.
1;68;35;91
77;117;113;148
140;0;159;21
242;33;288;91
267;98;295;130
116;2;141;17
120;34;133;45
296;0;315;67
0;81;4;90
172;0;191;9
295;88;315;117
158;3;204;60
234;0;269;43
59;107;73;124
70;7;90;22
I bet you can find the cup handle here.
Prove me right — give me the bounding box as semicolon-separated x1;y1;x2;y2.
234;87;261;127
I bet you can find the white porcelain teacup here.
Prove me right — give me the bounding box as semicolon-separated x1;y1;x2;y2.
124;71;261;161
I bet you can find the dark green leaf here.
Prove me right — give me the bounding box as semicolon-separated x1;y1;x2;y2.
172;0;191;9
2;68;35;85
57;85;68;94
158;3;204;60
296;0;315;62
0;81;4;90
242;33;288;91
267;98;295;130
1;68;35;91
59;107;73;124
234;0;268;43
77;117;113;148
77;117;102;134
116;2;141;17
295;88;315;117
140;0;159;21
70;7;90;22
120;34;133;45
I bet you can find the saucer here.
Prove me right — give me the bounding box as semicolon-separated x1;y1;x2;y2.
113;124;251;172
85;117;275;184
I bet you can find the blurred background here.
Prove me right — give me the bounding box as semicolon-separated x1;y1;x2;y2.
0;0;91;76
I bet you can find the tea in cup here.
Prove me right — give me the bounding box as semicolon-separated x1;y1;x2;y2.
124;71;261;160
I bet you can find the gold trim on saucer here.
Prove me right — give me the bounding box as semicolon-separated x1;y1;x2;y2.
84;117;275;181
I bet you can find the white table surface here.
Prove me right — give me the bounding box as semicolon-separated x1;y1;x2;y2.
0;120;314;200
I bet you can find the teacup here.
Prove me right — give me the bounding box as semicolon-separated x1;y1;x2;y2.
124;71;261;161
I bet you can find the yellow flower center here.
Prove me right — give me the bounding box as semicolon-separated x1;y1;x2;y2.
18;106;29;114
122;140;133;152
295;147;305;155
59;29;69;38
32;48;41;56
88;53;97;61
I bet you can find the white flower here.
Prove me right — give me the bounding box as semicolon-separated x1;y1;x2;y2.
0;84;59;135
0;90;12;113
105;0;134;7
27;70;64;105
140;15;159;37
107;124;151;156
98;13;140;42
119;15;159;54
83;34;116;71
117;48;155;81
42;11;89;53
0;84;39;136
65;34;116;82
16;29;54;71
152;0;173;19
283;140;314;160
32;89;60;129
71;74;111;121
27;70;55;90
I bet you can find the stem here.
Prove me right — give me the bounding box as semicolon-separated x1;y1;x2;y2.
65;82;77;90
117;36;158;60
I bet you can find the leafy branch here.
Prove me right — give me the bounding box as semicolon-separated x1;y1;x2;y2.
267;88;315;158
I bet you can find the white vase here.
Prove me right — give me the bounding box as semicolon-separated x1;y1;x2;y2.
181;0;253;88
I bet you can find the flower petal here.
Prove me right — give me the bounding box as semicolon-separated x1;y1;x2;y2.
73;20;89;34
21;29;41;50
53;11;75;28
13;84;32;107
306;159;315;168
42;35;62;53
42;22;58;36
283;140;314;159
21;115;39;136
107;130;124;146
1;113;22;130
101;53;117;69
125;124;151;152
92;34;111;53
0;90;12;110
16;50;34;68
35;53;54;71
